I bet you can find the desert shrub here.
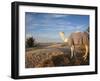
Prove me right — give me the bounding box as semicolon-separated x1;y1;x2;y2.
26;37;35;48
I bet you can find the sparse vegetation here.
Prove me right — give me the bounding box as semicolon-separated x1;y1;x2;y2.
26;37;36;48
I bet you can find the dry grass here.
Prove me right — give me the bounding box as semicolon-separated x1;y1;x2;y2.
25;44;89;68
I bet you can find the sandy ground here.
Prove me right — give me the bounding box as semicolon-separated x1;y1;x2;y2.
25;43;89;68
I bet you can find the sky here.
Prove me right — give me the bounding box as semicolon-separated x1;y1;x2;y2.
25;12;89;43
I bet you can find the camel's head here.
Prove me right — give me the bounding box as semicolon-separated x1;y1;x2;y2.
59;32;65;37
59;32;65;41
59;32;64;34
59;32;68;43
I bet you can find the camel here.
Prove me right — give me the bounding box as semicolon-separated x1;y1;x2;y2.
59;31;89;60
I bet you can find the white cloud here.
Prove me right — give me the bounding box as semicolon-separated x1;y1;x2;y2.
52;14;68;18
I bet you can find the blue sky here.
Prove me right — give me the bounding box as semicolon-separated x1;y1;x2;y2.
25;12;89;43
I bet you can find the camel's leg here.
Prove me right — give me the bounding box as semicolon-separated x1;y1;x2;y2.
71;45;74;58
83;45;88;60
